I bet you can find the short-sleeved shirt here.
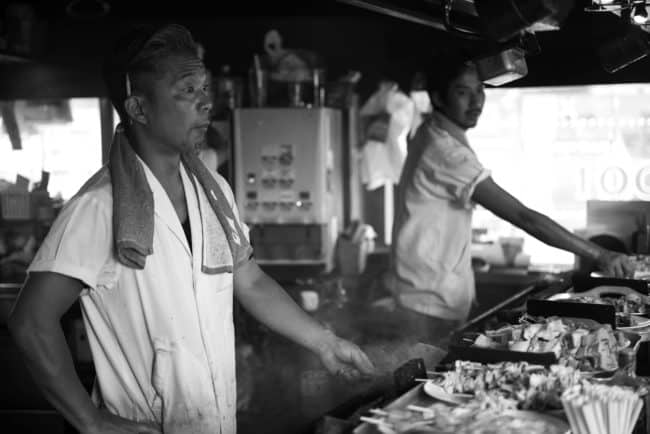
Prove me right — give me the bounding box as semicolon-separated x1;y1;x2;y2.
390;112;490;321
28;156;251;433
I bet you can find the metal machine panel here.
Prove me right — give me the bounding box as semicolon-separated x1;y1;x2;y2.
234;107;342;224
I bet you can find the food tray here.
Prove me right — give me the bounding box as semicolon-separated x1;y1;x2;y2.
572;285;649;300
572;274;648;294
447;318;642;370
527;298;617;327
446;342;558;366
535;285;650;330
447;330;558;366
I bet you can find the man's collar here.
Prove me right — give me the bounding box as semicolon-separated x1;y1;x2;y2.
432;111;470;148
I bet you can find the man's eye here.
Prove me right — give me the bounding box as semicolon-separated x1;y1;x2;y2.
202;84;210;93
185;86;195;94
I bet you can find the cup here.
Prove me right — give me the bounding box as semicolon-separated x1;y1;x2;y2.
288;81;305;107
499;236;524;267
312;68;326;107
300;290;319;312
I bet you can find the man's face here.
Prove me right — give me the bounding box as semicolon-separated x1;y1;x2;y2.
435;67;485;130
141;53;212;153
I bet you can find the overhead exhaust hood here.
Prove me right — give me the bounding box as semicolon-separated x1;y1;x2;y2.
336;0;576;85
336;0;575;40
584;1;650;72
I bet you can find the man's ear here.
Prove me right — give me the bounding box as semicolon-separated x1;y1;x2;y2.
123;96;147;125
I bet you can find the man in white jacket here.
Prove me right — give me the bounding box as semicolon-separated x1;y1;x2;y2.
9;23;375;434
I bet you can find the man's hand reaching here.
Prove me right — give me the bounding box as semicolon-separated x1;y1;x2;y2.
596;250;635;279
314;331;376;382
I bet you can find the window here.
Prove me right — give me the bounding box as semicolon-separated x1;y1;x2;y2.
0;98;103;200
468;84;650;268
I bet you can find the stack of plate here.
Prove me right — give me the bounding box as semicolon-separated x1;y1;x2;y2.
561;383;643;434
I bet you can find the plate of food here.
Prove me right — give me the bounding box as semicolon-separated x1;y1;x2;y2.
425;360;583;412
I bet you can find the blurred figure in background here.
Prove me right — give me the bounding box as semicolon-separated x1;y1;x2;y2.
389;53;634;330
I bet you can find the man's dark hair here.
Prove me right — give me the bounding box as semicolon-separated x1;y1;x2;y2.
423;51;477;106
103;23;199;122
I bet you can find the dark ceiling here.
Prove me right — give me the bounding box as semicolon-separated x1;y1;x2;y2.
2;0;650;100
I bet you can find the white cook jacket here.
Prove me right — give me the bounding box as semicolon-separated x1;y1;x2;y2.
390;112;490;321
28;157;249;433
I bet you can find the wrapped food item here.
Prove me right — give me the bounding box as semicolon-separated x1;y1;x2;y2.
509;340;531;352
474;334;498;348
523;323;543;340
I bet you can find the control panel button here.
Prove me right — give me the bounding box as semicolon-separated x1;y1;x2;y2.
261;177;277;188
278;178;295;188
278;152;294;166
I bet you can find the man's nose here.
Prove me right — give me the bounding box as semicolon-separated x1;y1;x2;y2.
470;93;483;108
199;90;212;113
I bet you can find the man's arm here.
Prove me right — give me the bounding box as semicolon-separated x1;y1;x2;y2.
233;260;375;380
8;272;159;434
472;177;633;277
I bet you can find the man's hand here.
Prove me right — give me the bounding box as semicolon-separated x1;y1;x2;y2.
315;331;376;381
596;250;635;278
83;410;160;434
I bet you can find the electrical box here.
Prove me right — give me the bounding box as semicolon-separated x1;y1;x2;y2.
233;108;343;270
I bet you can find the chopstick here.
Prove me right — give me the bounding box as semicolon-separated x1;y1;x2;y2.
368;408;389;416
407;404;436;418
359;416;391;427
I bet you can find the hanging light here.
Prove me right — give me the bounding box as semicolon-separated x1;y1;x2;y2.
633;3;649;24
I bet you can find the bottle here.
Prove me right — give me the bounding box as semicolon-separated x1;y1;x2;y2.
312;68;326;107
